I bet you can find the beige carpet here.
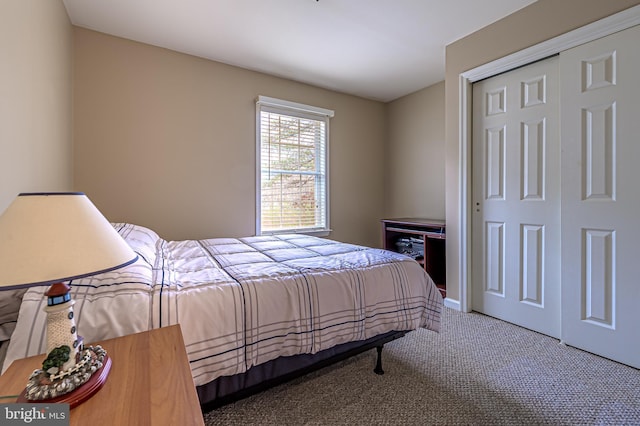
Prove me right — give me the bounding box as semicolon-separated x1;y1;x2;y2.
203;308;640;425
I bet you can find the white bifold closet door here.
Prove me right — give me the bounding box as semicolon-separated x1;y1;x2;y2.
471;56;561;339
560;25;640;368
472;24;640;368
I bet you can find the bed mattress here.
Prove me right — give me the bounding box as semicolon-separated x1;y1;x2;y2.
3;223;442;387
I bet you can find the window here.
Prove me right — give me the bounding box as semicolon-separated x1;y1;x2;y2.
256;96;333;235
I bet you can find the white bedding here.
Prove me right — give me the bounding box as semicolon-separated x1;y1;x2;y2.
3;223;442;387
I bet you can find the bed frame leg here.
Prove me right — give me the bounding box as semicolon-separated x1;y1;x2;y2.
373;345;384;375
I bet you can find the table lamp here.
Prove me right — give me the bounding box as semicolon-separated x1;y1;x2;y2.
0;192;138;406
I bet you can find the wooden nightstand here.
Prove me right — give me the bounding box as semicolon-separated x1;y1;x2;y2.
0;325;204;426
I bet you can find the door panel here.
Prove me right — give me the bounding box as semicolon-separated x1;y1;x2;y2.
560;25;640;368
472;56;561;338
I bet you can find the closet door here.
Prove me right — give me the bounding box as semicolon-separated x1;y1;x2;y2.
560;25;640;368
472;56;561;337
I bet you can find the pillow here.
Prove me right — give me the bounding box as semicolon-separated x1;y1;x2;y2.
111;223;161;267
0;223;158;343
0;288;27;341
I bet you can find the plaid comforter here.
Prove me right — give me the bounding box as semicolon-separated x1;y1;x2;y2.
3;224;442;386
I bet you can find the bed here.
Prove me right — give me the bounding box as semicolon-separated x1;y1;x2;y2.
1;223;443;408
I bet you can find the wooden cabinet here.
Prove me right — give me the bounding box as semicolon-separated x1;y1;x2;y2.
382;218;446;298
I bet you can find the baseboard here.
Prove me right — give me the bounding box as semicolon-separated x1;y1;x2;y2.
443;297;460;311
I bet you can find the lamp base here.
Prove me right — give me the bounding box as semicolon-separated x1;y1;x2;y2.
17;349;111;408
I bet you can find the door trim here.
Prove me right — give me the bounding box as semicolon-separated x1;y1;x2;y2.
453;5;640;313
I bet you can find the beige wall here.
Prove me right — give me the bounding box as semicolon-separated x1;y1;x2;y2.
444;0;640;303
0;0;73;212
4;0;636;309
385;82;445;221
73;28;387;246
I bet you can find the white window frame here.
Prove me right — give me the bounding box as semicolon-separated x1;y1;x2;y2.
256;96;334;236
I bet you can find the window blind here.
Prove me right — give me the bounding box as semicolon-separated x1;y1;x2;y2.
256;97;332;235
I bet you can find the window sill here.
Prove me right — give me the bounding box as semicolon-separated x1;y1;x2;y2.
261;229;332;238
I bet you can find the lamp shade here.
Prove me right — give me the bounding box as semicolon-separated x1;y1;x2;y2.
0;192;138;290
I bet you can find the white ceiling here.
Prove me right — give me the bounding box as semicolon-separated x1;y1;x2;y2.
62;0;536;102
